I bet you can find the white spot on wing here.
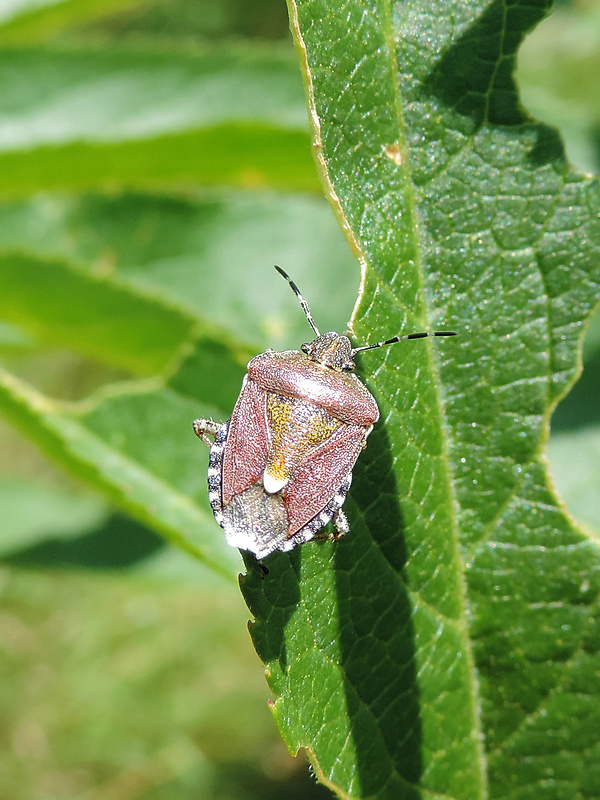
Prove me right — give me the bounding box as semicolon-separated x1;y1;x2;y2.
263;469;288;495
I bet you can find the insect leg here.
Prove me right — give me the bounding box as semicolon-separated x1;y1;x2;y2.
193;418;222;448
332;508;349;539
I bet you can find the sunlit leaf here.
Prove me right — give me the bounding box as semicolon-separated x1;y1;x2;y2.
240;2;600;798
0;47;316;195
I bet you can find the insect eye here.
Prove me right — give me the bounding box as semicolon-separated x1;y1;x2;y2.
301;342;311;354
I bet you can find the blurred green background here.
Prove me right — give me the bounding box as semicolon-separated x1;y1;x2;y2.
0;0;598;798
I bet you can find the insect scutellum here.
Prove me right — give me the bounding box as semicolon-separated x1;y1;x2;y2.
274;265;457;372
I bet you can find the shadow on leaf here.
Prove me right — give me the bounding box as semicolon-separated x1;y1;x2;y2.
2;513;164;569
335;422;423;798
426;0;552;128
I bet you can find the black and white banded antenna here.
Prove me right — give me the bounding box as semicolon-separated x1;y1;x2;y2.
352;329;457;356
274;264;457;349
274;265;321;337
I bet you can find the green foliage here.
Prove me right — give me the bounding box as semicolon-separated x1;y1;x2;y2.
0;1;599;799
0;46;316;194
517;1;600;173
246;0;600;797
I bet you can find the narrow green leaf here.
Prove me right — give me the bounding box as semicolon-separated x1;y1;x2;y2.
0;477;107;556
0;125;317;197
240;2;600;799
0;252;195;374
0;0;144;44
0;47;316;196
0;366;239;576
0;47;306;145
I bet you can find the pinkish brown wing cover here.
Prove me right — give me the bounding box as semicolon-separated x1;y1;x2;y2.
284;422;369;535
222;379;270;506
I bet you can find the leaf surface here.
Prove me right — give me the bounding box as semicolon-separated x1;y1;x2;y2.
0;47;316;195
0;0;143;44
240;2;600;799
0;2;598;798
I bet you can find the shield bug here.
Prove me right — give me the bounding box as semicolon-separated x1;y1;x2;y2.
193;266;456;560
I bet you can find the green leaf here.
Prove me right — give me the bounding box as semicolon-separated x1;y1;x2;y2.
517;2;600;173
0;124;317;196
0;366;240;576
0;477;107;556
0;46;306;142
239;2;600;799
0;192;355;350
0;252;195;374
0;0;144;45
0;46;317;195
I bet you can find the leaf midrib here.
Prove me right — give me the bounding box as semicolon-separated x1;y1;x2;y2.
377;2;488;796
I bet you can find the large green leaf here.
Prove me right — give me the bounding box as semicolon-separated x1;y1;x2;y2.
0;47;316;195
0;1;598;798
239;2;600;799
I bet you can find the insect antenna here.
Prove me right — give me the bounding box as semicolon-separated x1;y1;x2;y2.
274;265;320;337
352;330;457;356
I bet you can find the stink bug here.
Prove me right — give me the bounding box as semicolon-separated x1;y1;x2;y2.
193;266;456;560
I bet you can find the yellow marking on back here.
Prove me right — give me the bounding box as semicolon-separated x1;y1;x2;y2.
263;394;341;491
